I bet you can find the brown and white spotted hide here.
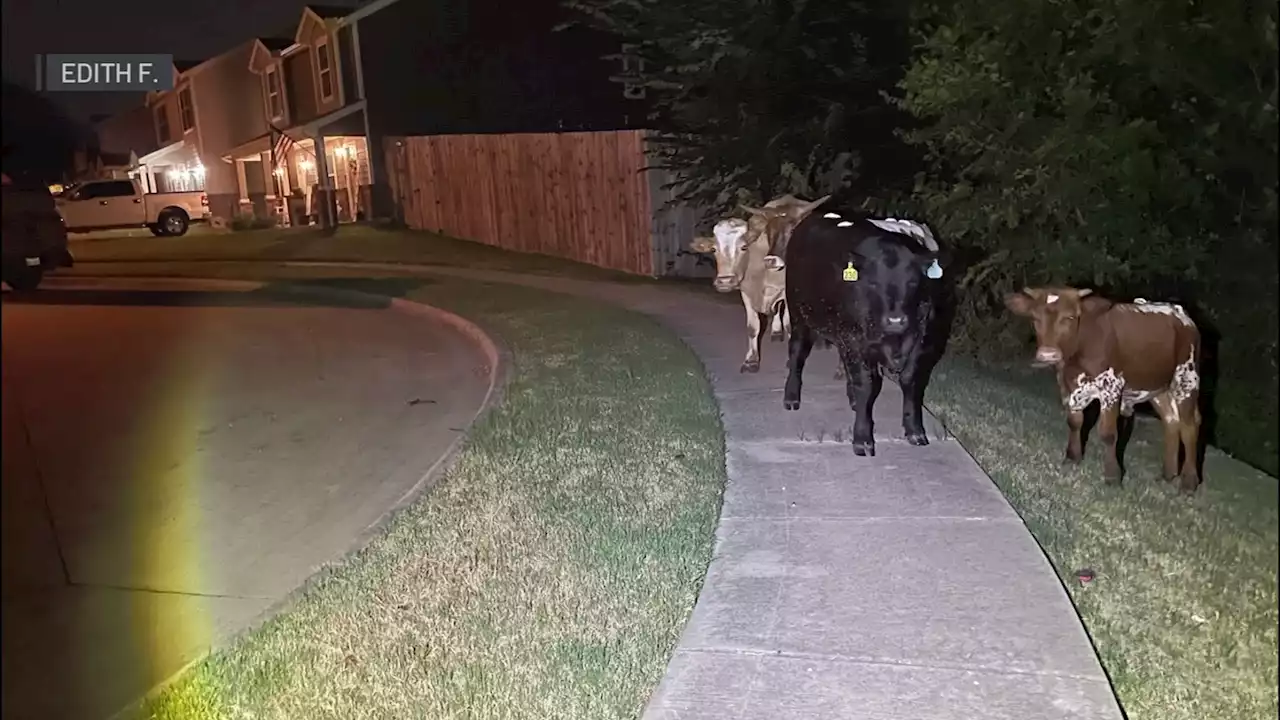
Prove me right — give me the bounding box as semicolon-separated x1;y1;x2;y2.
689;218;788;373
1005;286;1203;493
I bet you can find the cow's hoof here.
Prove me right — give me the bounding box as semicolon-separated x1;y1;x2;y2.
1102;472;1123;486
1178;475;1202;495
851;440;875;457
1062;453;1082;466
783;398;801;411
906;432;929;446
740;362;760;373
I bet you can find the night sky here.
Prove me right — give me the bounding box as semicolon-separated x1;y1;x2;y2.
1;0;362;121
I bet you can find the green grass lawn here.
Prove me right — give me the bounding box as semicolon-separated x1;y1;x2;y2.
926;355;1278;720
117;272;727;720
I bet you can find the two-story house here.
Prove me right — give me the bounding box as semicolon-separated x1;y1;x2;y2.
140;47;274;220
233;5;371;224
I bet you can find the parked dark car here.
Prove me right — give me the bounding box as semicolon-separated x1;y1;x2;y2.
2;171;74;290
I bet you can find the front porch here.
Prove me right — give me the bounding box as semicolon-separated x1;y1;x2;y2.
223;103;372;227
136;140;206;194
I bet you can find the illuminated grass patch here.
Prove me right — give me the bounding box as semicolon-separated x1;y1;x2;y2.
127;277;726;720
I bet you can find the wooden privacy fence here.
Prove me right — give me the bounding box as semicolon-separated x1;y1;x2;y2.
384;130;705;276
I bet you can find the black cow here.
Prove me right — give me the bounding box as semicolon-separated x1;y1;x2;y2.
781;213;948;456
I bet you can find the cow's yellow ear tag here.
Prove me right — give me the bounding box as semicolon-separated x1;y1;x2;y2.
842;262;859;282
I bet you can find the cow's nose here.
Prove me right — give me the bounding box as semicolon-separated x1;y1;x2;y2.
712;276;735;292
882;314;909;334
1034;347;1062;364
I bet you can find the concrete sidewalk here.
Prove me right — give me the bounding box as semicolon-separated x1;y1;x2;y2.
400;267;1125;720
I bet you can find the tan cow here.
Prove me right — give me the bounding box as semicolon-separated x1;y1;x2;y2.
690;218;784;372
689;194;832;373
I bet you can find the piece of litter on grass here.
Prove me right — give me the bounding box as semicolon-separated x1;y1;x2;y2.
407;398;437;406
1074;568;1096;585
1191;614;1208;624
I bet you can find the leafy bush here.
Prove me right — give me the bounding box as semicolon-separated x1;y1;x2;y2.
230;212;279;232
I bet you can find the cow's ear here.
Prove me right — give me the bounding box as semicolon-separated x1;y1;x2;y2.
763;256;785;271
689;236;715;253
1004;291;1035;316
1081;295;1113;315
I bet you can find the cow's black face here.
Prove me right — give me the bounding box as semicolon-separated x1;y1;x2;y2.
846;237;937;371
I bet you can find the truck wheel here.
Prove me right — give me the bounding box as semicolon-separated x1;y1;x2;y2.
158;209;190;236
148;224;165;236
4;266;44;291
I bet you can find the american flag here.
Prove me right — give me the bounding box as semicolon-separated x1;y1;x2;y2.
270;127;295;171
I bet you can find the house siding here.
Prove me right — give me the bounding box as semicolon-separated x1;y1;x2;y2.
338;25;359;103
284;51;319;124
186;41;270;219
297;13;344;116
153;97;179;146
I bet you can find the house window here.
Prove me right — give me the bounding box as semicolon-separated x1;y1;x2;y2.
155;106;171;143
178;87;195;132
316;37;334;101
264;66;284;120
621;43;646;100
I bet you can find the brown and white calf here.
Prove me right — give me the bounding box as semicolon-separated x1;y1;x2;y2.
1005;287;1203;493
689;195;831;373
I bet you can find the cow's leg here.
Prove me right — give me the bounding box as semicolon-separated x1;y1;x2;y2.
1176;393;1203;494
741;295;762;373
769;300;786;342
783;319;815;410
769;309;784;342
782;303;791;341
1150;393;1182;482
844;351;881;457
897;350;929;446
1064;410;1085;464
833;344;846;380
1097;402;1123;485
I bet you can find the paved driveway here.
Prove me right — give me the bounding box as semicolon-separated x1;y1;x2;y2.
1;278;493;720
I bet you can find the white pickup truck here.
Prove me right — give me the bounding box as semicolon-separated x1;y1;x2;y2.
55;178;209;236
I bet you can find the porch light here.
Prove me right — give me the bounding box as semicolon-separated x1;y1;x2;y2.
273;166;285;176
334;146;348;158
299;159;314;171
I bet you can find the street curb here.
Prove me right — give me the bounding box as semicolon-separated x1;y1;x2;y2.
92;276;512;720
345;295;512;552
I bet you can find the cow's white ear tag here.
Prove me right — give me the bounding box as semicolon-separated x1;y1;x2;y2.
925;259;943;279
843;263;859;282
